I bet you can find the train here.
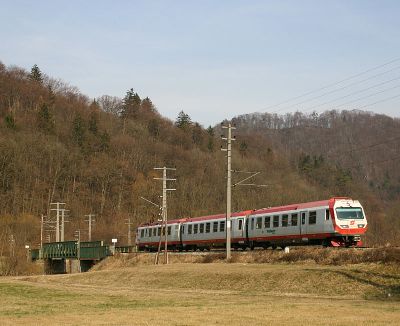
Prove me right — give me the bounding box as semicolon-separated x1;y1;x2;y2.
136;197;367;251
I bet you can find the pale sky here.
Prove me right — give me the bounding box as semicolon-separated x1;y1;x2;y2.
1;0;399;126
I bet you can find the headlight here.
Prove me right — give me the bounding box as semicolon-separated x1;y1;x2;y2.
358;224;365;228
340;225;349;228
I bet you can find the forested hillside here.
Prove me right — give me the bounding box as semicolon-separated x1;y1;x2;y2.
232;111;400;246
0;62;399;273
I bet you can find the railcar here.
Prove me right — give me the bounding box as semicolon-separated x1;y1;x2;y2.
135;197;367;250
248;197;367;248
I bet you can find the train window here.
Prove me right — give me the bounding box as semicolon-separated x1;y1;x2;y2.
309;211;317;224
153;228;157;237
325;209;330;221
194;224;198;234
220;221;225;232
251;218;254;230
264;216;271;228
301;213;306;225
282;215;288;227
273;215;279;228
206;223;211;233
291;214;298;226
158;227;161;236
141;229;144;237
256;217;262;229
188;224;192;234
181;225;185;234
238;219;243;231
167;226;171;236
162;227;165;236
213;221;218;232
200;224;204;233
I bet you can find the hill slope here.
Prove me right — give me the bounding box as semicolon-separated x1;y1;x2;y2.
0;62;399;274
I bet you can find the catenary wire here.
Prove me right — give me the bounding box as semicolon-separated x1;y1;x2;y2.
263;57;400;112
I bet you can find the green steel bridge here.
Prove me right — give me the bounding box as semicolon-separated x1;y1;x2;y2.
30;241;135;273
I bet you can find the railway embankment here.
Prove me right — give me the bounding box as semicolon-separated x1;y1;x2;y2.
91;247;400;271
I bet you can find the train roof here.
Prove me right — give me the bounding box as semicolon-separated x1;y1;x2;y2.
252;197;351;215
138;210;253;227
138;197;353;227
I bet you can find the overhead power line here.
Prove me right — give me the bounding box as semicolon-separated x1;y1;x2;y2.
272;65;400;114
301;76;400;113
355;93;400;111
264;57;400;112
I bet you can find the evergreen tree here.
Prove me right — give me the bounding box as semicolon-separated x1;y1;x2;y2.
72;114;85;147
37;103;54;133
122;88;141;118
175;110;192;130
206;126;214;136
88;111;98;134
30;64;43;83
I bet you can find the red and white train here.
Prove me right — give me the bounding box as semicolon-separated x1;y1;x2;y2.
136;197;367;251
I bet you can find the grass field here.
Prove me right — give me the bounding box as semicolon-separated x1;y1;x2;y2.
0;260;399;325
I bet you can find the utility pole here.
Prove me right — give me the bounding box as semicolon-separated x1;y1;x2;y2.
221;122;236;261
40;215;44;249
85;214;95;242
74;230;81;273
125;217;133;246
154;167;176;265
60;209;69;242
50;202;65;242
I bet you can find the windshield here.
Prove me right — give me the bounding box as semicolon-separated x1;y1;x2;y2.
336;207;364;220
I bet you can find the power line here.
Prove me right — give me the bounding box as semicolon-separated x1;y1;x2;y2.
301;76;400;113
355;93;400;111
263;57;400;112
273;65;400;114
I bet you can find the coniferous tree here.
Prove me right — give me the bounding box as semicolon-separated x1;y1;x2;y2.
89;111;98;134
122;88;141;118
36;104;54;133
30;64;43;83
175;110;192;130
72;114;85;147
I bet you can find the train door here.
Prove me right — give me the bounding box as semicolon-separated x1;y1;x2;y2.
300;211;307;235
233;217;245;239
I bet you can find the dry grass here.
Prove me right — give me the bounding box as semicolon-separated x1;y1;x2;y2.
91;247;400;270
1;261;399;325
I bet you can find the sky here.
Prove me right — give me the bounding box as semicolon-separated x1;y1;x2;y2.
1;0;399;127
